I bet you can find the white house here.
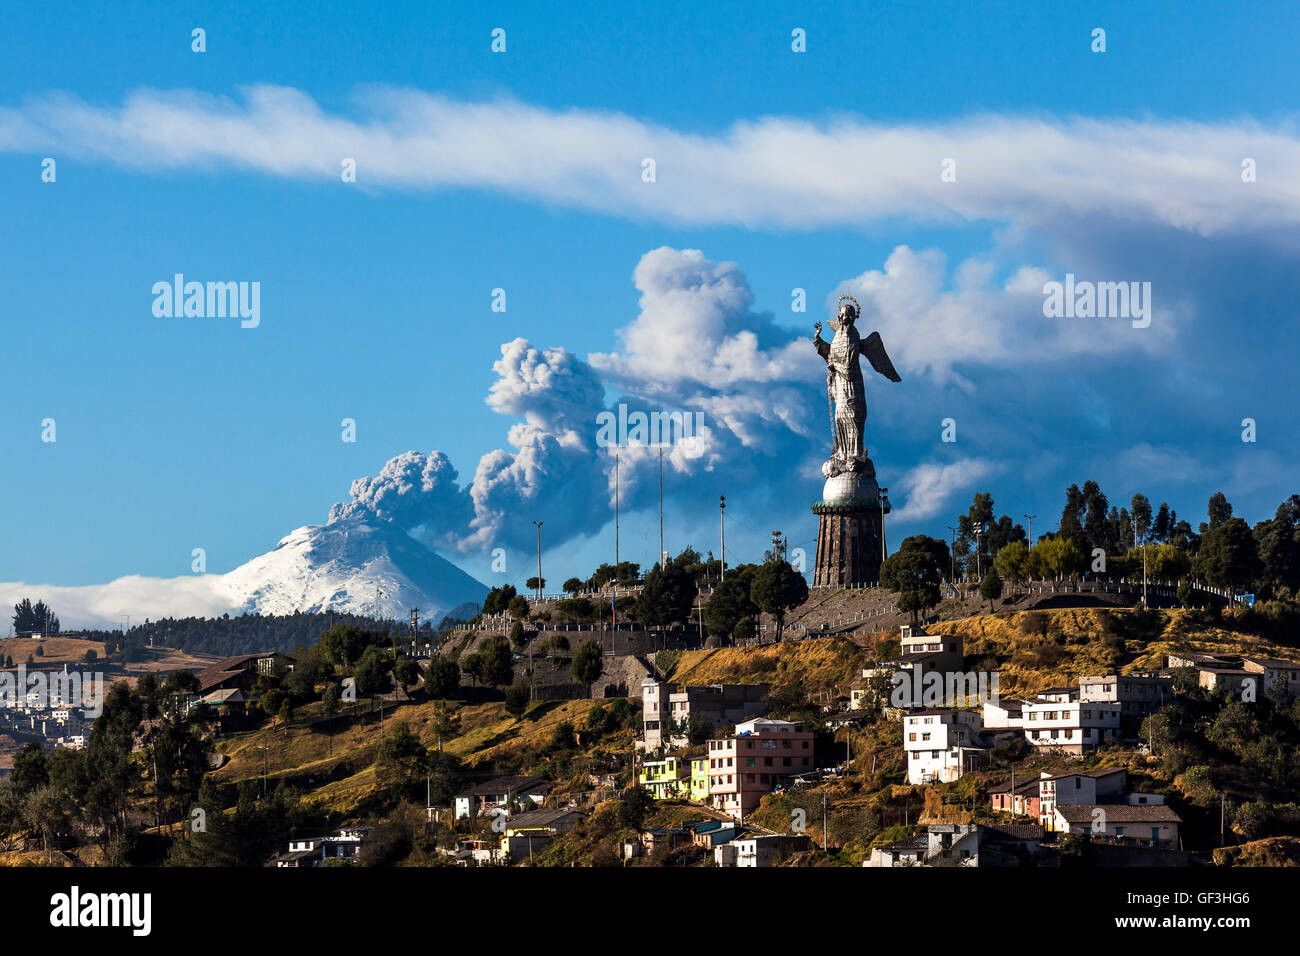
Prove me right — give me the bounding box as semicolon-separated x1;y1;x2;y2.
1053;804;1182;845
1020;687;1121;755
1037;768;1127;827
903;709;986;784
715;834;809;867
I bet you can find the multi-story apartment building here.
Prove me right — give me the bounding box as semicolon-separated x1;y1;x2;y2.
689;755;710;802
706;718;813;819
903;709;989;784
639;757;689;799
1168;653;1300;700
641;679;768;749
1019;687;1121;754
1037;768;1127;827
851;625;967;711
1079;674;1173;726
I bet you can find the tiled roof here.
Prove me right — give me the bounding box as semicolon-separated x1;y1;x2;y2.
1056;804;1182;824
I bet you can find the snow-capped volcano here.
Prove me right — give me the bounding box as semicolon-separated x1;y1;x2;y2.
0;518;488;630
222;517;488;622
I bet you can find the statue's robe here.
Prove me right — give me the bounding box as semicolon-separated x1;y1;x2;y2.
815;325;867;470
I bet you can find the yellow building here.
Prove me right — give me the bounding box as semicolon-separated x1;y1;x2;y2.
639;757;688;799
690;755;710;803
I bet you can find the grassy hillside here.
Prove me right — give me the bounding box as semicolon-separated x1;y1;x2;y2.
662;637;864;700
177;605;1300;863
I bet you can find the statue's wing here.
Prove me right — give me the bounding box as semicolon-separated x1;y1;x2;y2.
863;331;902;382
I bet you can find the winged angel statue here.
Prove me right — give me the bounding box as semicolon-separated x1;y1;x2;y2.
813;295;902;480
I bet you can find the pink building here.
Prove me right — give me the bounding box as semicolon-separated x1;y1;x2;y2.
707;718;814;820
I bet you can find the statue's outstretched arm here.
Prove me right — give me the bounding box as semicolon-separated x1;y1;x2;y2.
813;322;831;360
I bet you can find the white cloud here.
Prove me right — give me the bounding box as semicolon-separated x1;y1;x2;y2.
890;458;1002;524
4;86;1300;236
833;246;1177;383
0;576;240;631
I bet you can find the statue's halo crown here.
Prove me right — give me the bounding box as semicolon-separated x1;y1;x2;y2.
830;294;861;331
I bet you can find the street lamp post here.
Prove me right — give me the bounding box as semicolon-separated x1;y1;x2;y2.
1024;514;1036;547
532;520;543;600
878;488;890;568
719;496;726;582
946;526;957;583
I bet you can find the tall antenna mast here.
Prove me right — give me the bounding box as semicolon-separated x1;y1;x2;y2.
720;496;726;582
613;452;620;632
658;446;664;569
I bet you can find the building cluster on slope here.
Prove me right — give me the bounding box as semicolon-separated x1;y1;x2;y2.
0;677;91;753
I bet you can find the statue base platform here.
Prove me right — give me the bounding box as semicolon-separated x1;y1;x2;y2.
812;471;887;588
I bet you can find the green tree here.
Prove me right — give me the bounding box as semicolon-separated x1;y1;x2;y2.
1130;493;1153;542
980;568;1003;611
509;620;528;649
319;624;369;668
586;704;613;736
571;638;603;697
393;656;421;699
686;712;715;746
1194;516;1262;590
749;559;809;640
23;786;71;857
11;743;48;798
563;577;584;595
429;700;461;751
994;540;1030;585
354;645;393;699
504;681;531;717
1204;492;1234;532
636;553;699;627
424;655;460;698
1025;536;1085;580
479;636;514;688
1254;494;1300;597
879;535;948;625
11;598;59;638
461;652;485;686
261;687;287;723
507;595;530;620
704;567;758;638
619;785;653;829
374;720;428;803
481;585;517;617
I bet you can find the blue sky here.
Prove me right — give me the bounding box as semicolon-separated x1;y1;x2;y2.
2;1;1298;611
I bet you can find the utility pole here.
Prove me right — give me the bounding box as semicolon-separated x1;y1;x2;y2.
410;608;419;656
1132;512;1148;607
946;526;957;583
658;447;665;569
1024;514;1036;547
532;520;544;600
719;496;726;582
823;792;828;850
879;488;890;564
613;453;619;640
